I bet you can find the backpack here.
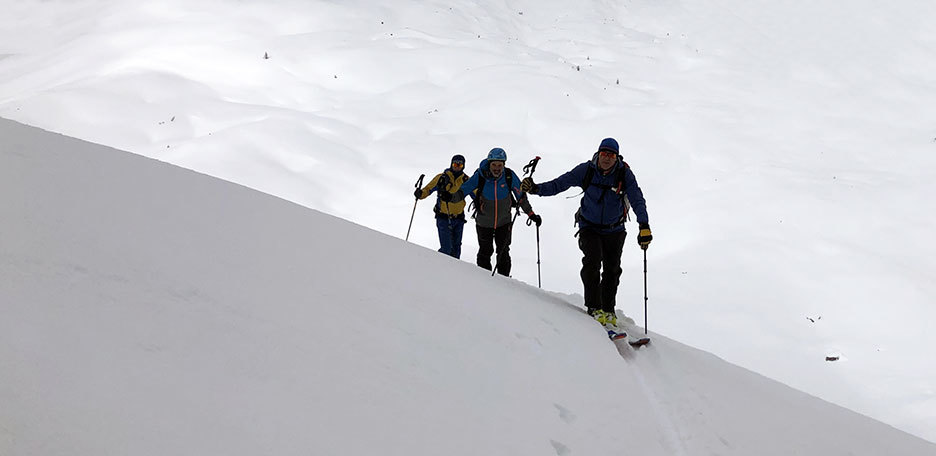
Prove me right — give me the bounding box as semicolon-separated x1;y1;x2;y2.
578;156;631;224
433;170;467;219
469;159;517;217
477;168;514;201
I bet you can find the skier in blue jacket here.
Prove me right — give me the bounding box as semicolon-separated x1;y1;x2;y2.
520;138;652;326
440;148;541;276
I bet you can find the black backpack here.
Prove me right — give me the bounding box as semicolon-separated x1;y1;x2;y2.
433;170;468;219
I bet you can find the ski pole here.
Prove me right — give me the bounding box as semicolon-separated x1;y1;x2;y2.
643;248;648;334
405;174;425;242
523;213;542;287
526;156;542;288
495;156;541;277
536;224;542;288
522;156;541;176
435;173;455;251
510;156;542;225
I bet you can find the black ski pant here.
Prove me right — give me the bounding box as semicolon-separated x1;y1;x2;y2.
578;228;627;313
477;223;513;277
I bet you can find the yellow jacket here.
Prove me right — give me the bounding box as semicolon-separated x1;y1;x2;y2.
417;169;469;219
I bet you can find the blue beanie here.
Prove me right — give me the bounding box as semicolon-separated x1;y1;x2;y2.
597;138;619;154
487;147;507;162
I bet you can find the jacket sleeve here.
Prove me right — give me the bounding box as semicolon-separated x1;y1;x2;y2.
450;173;469;192
452;171;479;203
623;167;649;224
417;173;444;199
535;163;589;197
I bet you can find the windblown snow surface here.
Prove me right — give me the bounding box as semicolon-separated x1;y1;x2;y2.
2;0;935;447
3;119;935;455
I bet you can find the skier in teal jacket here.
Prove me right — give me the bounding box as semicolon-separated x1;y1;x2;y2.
440;148;541;276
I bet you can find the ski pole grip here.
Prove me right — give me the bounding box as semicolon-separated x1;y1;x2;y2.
415;174;425;188
523;156;541;177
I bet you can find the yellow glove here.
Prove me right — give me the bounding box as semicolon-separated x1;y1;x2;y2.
637;223;652;250
520;177;538;194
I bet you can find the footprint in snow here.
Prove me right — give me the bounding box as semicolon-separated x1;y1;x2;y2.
554;403;577;424
550;439;571;455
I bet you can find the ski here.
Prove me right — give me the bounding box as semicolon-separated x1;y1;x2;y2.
627;335;651;347
605;325;628;341
606;324;650;346
582;307;652;346
610;310;651;347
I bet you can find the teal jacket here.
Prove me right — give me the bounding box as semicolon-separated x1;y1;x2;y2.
455;159;534;228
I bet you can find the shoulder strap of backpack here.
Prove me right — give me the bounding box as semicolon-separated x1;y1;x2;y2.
615;161;630;194
468;172;486;218
582;160;629;195
505;168;518;207
436;170;450;190
618;161;631;221
581;166;595;191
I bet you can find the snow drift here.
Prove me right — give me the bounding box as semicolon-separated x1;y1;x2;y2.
2;118;933;455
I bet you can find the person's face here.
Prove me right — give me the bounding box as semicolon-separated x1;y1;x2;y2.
597;150;617;172
489;160;505;177
451;160;465;172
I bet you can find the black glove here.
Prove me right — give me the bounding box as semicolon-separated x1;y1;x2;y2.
528;213;542;227
437;174;450;191
414;188;423;199
520;177;538;194
438;190;453;202
637;223;653;250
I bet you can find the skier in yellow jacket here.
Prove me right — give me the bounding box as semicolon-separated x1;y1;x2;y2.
415;154;470;258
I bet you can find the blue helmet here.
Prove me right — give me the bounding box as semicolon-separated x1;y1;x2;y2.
487;147;507;162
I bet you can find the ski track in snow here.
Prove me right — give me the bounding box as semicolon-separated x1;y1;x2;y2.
616;342;691;456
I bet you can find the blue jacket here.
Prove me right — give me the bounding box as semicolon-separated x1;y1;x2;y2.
455;159;533;228
536;157;648;232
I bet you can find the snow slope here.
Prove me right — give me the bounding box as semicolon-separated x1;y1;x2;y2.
2;119;934;455
2;0;936;443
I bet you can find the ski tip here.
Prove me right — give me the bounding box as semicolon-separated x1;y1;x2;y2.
628;338;651;347
610;333;628;341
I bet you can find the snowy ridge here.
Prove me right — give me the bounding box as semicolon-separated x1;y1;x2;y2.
2;119;933;455
2;0;936;442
